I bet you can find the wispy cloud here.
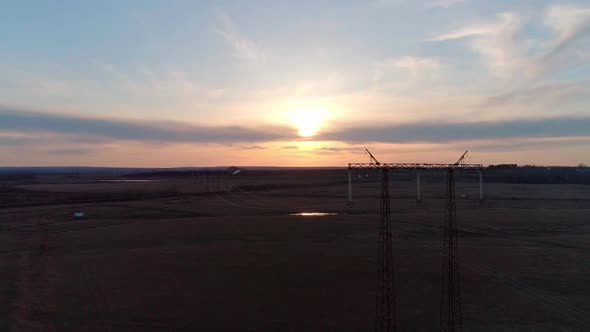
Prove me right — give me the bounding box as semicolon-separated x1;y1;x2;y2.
233;145;266;150
542;4;590;62
378;56;442;75
482;81;590;108
47;148;94;155
0;135;42;146
426;0;468;9
28;76;75;97
431;5;590;81
373;56;442;88
216;12;266;62
431;13;527;78
429;22;498;41
104;64;227;100
313;146;359;153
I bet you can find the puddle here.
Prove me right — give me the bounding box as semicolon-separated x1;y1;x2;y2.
290;212;339;217
99;179;160;183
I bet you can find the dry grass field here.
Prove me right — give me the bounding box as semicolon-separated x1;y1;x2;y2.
1;170;589;331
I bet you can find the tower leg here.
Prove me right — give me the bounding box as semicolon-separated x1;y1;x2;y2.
348;168;353;205
416;170;421;202
478;170;483;203
376;168;396;331
440;169;462;331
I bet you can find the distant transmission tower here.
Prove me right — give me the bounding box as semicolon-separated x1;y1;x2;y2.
440;152;467;331
376;168;397;332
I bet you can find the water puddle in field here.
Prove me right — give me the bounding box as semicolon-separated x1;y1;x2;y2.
290;212;339;217
99;179;160;183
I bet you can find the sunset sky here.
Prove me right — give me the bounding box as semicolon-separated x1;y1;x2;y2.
1;0;589;167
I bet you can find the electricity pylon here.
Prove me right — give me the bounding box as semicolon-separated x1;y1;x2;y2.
348;150;478;331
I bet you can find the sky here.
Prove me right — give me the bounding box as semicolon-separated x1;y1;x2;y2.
1;0;589;167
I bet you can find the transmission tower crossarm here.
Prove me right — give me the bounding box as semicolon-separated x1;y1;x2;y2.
365;148;381;165
453;151;469;167
348;163;482;170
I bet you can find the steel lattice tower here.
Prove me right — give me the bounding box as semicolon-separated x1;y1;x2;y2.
349;150;478;331
376;168;396;332
440;169;462;331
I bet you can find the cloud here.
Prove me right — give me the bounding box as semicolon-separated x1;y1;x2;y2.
314;147;346;152
426;0;468;9
47;148;94;155
378;56;442;74
543;4;590;62
112;66;224;100
27;76;75;97
3;107;590;149
216;12;266;62
372;0;405;6
431;13;527;78
313;146;362;153
373;56;442;87
482;81;589;108
429;20;500;41
318;117;590;143
233;145;266;150
0;136;42;146
431;5;590;80
469;137;590;152
0;107;293;144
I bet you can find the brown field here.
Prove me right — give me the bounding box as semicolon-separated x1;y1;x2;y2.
1;170;590;331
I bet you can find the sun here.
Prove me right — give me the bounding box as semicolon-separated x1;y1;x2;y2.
288;107;328;137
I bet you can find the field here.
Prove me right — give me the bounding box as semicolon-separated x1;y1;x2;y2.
1;169;590;331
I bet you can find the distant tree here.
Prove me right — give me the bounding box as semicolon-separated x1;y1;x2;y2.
578;163;588;168
488;164;518;169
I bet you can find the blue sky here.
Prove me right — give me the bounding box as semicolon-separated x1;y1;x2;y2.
1;0;589;166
